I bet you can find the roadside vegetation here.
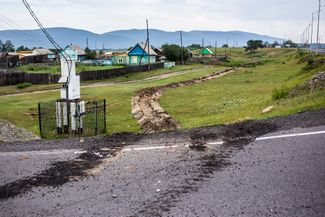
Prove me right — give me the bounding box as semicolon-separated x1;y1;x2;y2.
12;63;123;74
160;48;325;129
0;48;324;137
0;65;225;134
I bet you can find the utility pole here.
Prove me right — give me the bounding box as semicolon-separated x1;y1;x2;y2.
311;13;315;49
146;19;150;70
86;38;89;48
316;0;321;54
214;41;217;59
202;38;204;48
180;30;184;65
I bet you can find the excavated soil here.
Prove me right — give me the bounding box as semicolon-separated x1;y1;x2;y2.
131;68;236;133
0;120;40;143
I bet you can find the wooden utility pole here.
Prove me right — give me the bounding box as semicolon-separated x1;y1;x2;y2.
214;41;217;59
180;30;184;65
146;19;151;70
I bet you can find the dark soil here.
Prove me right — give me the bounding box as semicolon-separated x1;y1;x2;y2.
0;146;122;200
0;109;324;206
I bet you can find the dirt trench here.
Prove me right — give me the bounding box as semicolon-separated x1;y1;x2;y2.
131;68;236;133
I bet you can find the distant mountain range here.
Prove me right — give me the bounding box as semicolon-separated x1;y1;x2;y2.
0;27;283;49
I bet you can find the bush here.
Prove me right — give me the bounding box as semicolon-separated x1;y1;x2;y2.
272;85;289;100
16;82;32;89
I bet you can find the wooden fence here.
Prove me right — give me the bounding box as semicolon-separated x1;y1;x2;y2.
0;63;164;86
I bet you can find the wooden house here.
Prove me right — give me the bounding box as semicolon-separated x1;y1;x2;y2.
153;48;166;62
111;53;129;65
32;48;56;61
61;45;86;61
127;43;157;65
0;52;19;69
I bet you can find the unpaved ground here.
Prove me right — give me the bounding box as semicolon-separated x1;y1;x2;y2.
0;120;40;143
131;68;236;133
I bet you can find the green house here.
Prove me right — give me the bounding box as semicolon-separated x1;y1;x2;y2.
200;47;213;58
111;53;129;65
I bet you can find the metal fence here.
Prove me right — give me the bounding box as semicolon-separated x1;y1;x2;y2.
38;99;106;139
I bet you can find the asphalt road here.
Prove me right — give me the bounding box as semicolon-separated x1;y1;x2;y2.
0;122;325;216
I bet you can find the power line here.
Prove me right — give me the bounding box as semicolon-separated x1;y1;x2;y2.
21;0;72;78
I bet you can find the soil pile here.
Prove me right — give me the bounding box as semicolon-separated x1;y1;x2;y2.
131;68;236;133
0;120;40;143
290;71;325;97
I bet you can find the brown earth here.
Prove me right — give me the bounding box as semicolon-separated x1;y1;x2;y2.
131;68;236;133
289;71;325;97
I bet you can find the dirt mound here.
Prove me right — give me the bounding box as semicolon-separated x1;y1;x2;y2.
289;71;325;97
0;120;40;143
131;68;236;133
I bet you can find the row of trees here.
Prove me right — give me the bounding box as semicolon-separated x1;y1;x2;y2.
0;40;15;52
245;40;298;52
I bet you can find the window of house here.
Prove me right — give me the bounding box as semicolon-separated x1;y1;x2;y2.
118;58;123;63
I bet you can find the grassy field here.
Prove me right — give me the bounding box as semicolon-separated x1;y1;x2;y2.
0;48;324;137
160;48;325;129
12;63;123;74
0;65;225;135
0;64;202;95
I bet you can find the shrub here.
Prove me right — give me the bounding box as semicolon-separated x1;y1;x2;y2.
16;82;32;89
272;85;289;100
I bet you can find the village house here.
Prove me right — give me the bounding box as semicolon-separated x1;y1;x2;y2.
32;48;56;61
127;43;157;65
61;45;86;61
200;47;213;58
111;53;129;65
153;48;166;62
0;52;19;69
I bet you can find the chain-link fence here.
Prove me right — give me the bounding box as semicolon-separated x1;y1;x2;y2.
38;99;106;139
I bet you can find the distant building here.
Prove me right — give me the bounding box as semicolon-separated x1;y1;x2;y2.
61;45;86;61
153;48;166;62
200;47;213;58
32;48;56;60
127;43;157;65
0;52;19;69
111;53;129;65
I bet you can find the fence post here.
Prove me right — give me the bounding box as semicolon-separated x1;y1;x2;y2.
38;103;43;138
95;101;98;135
103;99;107;133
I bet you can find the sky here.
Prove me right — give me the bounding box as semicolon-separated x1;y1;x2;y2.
0;0;324;42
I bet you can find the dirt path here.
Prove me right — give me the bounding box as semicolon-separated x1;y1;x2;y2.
131;68;236;133
2;67;205;97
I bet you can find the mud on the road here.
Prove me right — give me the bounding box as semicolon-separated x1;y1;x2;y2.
0;109;324;216
131;68;236;133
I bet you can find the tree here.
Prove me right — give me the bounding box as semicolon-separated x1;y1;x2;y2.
271;41;280;48
1;40;15;52
16;45;31;52
222;44;229;48
245;40;263;52
85;47;97;59
187;44;202;50
161;44;190;63
283;40;297;48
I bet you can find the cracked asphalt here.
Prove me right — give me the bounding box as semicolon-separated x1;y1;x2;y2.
0;110;325;217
